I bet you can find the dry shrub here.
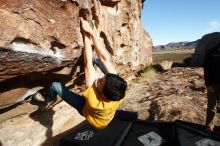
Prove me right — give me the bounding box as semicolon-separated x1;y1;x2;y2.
133;66;156;83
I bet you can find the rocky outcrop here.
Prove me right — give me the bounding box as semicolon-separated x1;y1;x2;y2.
191;32;220;66
0;0;152;108
154;60;173;72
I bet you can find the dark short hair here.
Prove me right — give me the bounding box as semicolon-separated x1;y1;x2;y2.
103;73;127;101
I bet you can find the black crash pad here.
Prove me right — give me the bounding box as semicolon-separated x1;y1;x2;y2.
175;120;220;146
59;119;132;146
122;121;176;146
60;110;137;146
59;111;220;146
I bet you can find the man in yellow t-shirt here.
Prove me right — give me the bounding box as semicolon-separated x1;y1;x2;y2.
80;17;127;129
82;74;125;129
33;17;127;129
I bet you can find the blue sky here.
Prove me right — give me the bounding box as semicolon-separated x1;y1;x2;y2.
141;0;220;46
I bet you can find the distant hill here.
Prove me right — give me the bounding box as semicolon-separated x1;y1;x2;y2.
153;39;200;52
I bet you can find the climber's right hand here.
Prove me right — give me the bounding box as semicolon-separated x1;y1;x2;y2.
80;17;94;36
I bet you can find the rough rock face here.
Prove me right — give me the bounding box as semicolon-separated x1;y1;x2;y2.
191;32;220;66
0;0;152;108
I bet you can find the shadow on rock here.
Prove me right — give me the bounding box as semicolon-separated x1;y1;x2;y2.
0;68;72;94
50;120;88;146
145;100;160;121
29;98;57;146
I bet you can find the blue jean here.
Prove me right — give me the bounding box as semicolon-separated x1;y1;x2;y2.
48;58;106;115
48;82;85;115
93;55;107;74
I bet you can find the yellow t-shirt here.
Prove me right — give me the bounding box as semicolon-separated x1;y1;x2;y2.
82;85;123;129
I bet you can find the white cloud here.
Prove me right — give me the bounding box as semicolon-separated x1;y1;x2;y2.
202;20;220;35
208;21;220;30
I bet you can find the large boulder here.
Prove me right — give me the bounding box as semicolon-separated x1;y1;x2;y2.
0;0;152;108
191;32;220;66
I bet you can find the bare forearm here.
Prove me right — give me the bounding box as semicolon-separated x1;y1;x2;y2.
90;33;111;61
91;33;117;74
83;35;93;65
83;34;96;87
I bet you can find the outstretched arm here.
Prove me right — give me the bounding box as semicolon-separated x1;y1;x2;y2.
80;17;117;74
82;31;96;88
